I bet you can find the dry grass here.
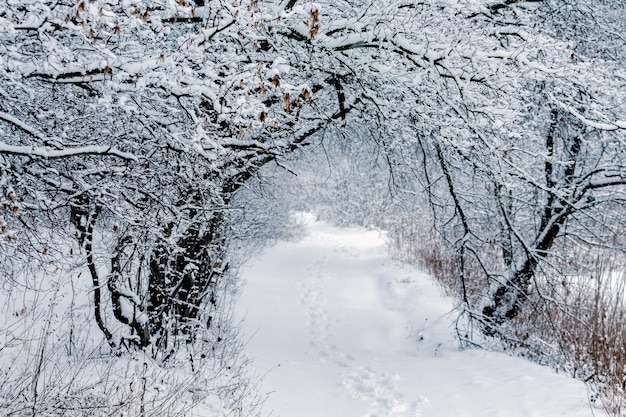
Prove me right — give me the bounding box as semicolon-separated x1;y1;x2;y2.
530;260;626;415
387;216;492;309
387;217;626;416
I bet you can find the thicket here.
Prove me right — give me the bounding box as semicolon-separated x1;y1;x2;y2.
389;217;626;415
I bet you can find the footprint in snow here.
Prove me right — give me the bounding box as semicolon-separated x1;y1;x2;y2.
342;365;421;417
300;249;421;417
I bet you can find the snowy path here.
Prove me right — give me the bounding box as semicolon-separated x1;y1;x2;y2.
238;215;604;417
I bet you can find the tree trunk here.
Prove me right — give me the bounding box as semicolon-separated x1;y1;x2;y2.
147;207;228;350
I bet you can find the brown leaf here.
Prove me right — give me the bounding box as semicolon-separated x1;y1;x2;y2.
272;74;281;88
301;88;312;104
283;93;291;112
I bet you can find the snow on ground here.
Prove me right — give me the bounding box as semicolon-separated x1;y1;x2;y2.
237;214;605;417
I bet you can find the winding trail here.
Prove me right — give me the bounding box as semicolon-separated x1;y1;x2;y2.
238;214;603;417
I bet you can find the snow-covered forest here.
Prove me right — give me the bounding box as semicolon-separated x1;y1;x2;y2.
0;0;625;415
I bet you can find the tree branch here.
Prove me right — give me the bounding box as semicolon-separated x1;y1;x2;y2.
548;93;626;131
0;142;138;161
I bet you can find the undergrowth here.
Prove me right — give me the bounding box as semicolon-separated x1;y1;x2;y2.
0;264;263;417
387;217;626;416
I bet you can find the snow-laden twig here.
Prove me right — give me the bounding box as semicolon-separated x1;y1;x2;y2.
0;112;138;160
547;93;626;131
0;142;139;160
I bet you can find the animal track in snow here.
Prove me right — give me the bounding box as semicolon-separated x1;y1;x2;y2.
300;250;421;417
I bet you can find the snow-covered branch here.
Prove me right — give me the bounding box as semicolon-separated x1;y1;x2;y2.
0;142;138;161
548;93;626;131
0;111;50;143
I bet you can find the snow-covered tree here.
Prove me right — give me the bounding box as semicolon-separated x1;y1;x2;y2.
0;0;436;356
390;0;626;330
0;0;331;354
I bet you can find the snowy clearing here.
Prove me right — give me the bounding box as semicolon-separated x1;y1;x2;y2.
236;214;605;417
